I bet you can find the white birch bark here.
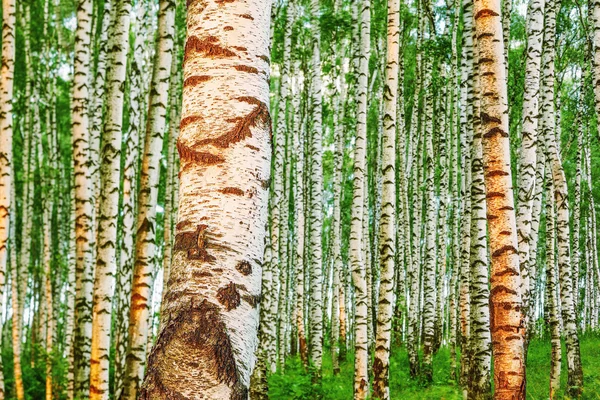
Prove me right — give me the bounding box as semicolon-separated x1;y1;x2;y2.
139;0;272;396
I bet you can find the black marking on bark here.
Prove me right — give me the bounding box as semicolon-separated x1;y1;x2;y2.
486;191;505;199
260;177;271;189
483;127;509;138
184;35;236;62
196;97;270;148
239;13;254;20
258;55;270;64
177;140;225;165
139;300;247;398
495;267;520;276
490;285;518;296
481;112;501;124
492;245;518;258
174;224;217;262
217;282;241;311
236;260;252;275
479;57;494;64
499;206;514;211
246;144;259;151
242;294;260;308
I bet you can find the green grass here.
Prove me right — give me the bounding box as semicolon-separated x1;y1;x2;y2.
268;335;600;399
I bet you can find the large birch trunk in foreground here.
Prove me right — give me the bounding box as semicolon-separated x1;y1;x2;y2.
139;0;272;396
473;0;526;397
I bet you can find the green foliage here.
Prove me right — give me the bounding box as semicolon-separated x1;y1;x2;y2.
268;336;600;399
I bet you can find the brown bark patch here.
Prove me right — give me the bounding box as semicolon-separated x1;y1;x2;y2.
174;224;217;262
220;187;245;196
224;26;234;31
246;144;259;151
139;300;246;399
131;293;149;311
239;13;254;20
217;282;241;311
234;65;259;74
236;260;252;275
495;267;520;276
260;178;271;189
486;170;509;177
177;141;225;165
192;270;213;278
490;285;518;296
180;115;202;130
184;35;236;61
184;75;212;87
232;46;247;51
215;0;236;4
196;97;270;148
474;9;500;19
258;55;270;64
491;245;518;258
486;191;505;199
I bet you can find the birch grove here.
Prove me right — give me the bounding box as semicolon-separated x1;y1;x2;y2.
1;0;600;399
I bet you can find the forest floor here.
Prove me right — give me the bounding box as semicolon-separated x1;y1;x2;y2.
269;333;600;399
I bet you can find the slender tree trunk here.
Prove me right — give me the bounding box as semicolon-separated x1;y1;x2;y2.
545;167;561;400
468;49;492;399
351;0;370;395
122;0;175;397
113;3;148;396
89;1;132;397
591;0;600;134
0;0;16;396
71;0;95;395
372;0;398;393
139;0;272;395
308;0;324;380
539;0;583;394
473;0;526;396
516;0;545;328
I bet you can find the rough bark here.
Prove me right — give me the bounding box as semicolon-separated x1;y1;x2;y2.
138;0;272;396
473;0;526;396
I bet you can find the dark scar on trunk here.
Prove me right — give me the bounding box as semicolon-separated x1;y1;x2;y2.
232;46;247;51
174;224;217;262
234;65;259;74
258;55;270;64
215;0;235;4
220;187;245;196
246;144;259;151
492;245;518;258
139;300;247;399
224;26;234;31
195;97;270;148
239;13;254;20
180;115;202;130
475;9;500;19
177;141;225;165
486;170;509;177
242;294;260;308
481;112;502;124
184;35;236;62
217;282;241;311
184;75;212;87
236;260;252;275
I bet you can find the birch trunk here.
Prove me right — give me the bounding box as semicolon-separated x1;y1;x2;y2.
473;0;526;396
308;0;324;378
89;0;132;397
139;0;271;396
545;169;561;400
114;3;148;396
372;0;398;392
71;0;95;395
351;0;370;395
0;0;16;396
516;0;545;326
122;0;175;397
539;0;583;393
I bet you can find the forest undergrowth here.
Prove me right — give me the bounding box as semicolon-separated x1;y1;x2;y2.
269;334;600;399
